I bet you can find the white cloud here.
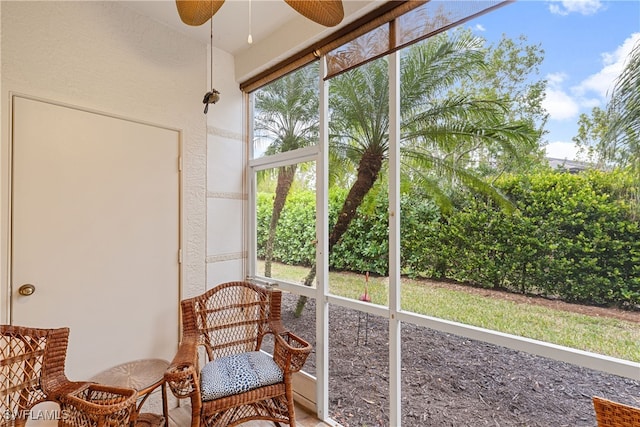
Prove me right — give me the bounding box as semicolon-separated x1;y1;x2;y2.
544;33;640;124
579;97;601;109
542;73;580;120
548;0;604;16
545;141;580;160
575;33;640;100
546;72;566;86
543;89;580;120
474;24;486;32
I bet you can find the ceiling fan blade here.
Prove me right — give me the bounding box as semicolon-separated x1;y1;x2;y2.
285;0;344;27
175;0;225;26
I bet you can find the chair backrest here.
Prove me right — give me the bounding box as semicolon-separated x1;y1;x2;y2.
593;396;640;427
0;325;70;424
181;281;282;361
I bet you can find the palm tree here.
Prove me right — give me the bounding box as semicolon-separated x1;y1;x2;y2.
254;64;319;277
294;31;538;316
602;38;640;215
603;38;639;172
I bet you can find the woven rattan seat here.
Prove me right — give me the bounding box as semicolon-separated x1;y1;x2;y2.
0;325;138;427
164;281;312;427
593;396;640;427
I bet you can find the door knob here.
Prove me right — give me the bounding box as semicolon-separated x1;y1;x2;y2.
18;284;35;296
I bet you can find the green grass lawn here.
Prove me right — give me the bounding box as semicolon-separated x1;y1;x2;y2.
259;261;640;362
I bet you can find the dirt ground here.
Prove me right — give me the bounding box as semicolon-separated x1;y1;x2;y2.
280;281;640;427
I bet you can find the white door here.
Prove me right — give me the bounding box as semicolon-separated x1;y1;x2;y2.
11;96;180;380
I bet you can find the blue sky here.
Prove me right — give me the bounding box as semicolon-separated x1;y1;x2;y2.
467;0;640;160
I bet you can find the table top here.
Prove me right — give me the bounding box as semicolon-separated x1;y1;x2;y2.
90;358;169;393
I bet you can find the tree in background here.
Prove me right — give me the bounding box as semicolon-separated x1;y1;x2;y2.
294;30;541;316
254;64;319;277
573;107;609;167
456;33;547;177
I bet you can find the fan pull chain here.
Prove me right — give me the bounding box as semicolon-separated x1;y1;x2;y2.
248;0;253;44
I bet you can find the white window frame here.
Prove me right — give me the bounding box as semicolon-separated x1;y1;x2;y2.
246;53;640;427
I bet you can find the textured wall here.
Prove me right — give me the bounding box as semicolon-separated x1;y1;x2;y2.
205;46;246;288
0;1;211;316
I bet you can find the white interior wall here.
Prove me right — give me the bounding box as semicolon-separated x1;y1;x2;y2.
205;46;246;287
0;1;229;321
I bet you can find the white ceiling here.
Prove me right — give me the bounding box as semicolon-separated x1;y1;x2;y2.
124;0;380;56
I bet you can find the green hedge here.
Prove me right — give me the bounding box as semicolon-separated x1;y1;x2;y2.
257;191;317;266
495;170;640;306
256;169;640;308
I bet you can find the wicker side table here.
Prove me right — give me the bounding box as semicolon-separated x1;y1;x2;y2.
90;359;169;427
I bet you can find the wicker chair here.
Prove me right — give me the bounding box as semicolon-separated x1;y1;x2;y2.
593;396;640;427
164;281;312;427
0;325;138;427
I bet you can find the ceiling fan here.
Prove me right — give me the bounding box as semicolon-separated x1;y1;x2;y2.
175;0;345;27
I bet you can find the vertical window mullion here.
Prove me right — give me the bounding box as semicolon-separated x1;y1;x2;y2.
246;91;256;280
388;50;402;426
316;55;331;422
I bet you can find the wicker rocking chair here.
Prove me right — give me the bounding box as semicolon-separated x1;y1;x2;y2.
164;281;312;427
592;396;640;427
0;325;137;427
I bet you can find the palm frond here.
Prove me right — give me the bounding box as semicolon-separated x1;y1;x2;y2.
604;38;640;170
401;146;515;212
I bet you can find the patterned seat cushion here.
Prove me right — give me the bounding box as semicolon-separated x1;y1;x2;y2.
200;351;284;401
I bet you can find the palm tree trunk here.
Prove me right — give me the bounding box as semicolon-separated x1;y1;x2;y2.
294;150;383;316
264;165;297;277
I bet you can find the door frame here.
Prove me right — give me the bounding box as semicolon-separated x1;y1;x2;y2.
3;92;184;330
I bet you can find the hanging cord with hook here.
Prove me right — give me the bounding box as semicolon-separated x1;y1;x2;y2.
203;8;220;114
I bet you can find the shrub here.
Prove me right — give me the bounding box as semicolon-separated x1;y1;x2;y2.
256;169;640;308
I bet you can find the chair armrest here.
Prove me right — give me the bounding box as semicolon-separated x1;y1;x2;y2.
59;383;137;427
164;334;200;399
269;319;287;336
272;331;312;374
